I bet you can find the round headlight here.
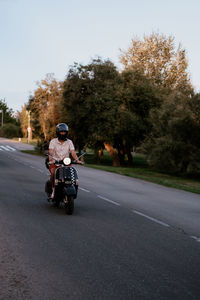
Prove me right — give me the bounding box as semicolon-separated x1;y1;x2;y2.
63;157;71;165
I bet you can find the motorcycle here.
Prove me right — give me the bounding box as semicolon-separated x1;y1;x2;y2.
45;153;85;215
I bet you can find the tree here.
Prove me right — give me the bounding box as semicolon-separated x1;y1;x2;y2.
0;99;21;138
142;91;200;174
120;32;191;92
116;70;160;165
19;104;29;138
63;60;162;166
0;99;19;125
63;59;122;166
26;74;63;142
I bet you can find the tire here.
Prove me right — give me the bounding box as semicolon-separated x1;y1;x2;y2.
53;199;60;208
64;196;74;215
45;180;52;197
53;192;60;208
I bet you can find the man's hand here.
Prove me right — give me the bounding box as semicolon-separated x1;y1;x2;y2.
71;149;84;164
76;159;84;165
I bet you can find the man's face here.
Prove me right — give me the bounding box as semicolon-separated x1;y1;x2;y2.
60;131;66;135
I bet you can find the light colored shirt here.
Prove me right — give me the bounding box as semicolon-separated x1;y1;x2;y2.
49;138;75;161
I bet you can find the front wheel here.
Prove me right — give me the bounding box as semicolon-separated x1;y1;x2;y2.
64;196;74;215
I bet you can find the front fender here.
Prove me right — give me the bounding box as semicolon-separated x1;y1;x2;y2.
64;186;76;196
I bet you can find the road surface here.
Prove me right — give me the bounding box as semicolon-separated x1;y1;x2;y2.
0;138;200;299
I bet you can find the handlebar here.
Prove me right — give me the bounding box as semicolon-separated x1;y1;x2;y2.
46;151;86;165
54;160;81;165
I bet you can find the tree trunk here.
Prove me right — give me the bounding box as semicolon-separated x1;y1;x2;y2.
125;145;133;166
98;149;103;163
42;121;47;140
180;160;189;174
94;148;100;164
104;143;120;167
117;146;125;166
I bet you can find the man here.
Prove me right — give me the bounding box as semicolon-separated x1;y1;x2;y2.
49;123;83;198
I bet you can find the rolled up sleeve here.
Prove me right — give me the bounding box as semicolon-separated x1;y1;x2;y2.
68;140;75;151
49;139;55;150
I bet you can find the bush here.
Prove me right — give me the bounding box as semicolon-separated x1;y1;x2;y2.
35;139;49;154
142;93;200;175
0;123;22;138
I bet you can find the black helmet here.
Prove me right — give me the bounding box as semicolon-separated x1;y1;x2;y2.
56;123;68;141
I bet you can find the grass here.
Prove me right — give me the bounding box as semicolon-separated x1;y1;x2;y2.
84;153;200;194
20;149;200;194
85;164;200;194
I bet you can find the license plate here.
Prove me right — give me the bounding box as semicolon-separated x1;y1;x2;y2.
65;181;72;184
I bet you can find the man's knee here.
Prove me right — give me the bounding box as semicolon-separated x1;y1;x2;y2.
49;164;56;174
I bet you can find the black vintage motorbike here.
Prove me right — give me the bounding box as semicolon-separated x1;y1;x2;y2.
45;155;83;215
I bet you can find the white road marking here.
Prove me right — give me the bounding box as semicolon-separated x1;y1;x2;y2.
79;187;90;193
190;236;200;242
133;210;170;227
97;195;121;206
0;147;3;151
0;145;11;151
37;169;44;173
6;145;16;151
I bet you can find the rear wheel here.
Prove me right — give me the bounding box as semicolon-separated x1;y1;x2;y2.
64;196;74;215
45;180;52;198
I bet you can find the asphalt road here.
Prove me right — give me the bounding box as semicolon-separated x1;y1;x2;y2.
0;139;200;299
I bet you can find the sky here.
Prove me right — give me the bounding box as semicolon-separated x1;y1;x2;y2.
0;0;200;112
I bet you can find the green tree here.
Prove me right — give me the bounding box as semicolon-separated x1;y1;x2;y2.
142;92;200;174
120;32;191;92
0;99;21;137
0;99;19;125
116;70;160;165
63;60;162;166
63;59;122;166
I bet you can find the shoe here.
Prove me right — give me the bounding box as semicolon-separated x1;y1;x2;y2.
50;188;55;199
